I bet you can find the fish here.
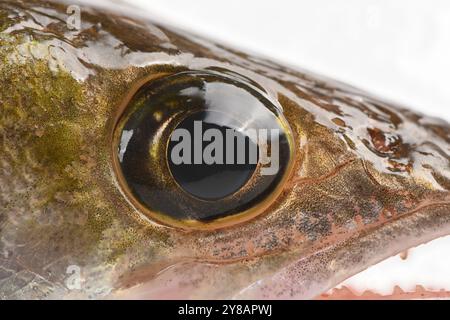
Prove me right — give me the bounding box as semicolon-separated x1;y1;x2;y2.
0;0;449;300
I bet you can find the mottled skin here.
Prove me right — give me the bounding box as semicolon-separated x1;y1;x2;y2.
0;0;449;299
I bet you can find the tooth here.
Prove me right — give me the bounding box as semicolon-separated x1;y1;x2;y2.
327;234;450;298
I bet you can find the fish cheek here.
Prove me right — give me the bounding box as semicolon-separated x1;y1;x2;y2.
0;51;172;298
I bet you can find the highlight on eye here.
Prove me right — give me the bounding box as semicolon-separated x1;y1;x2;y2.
112;70;295;230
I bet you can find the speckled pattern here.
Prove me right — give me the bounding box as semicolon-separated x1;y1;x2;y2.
0;0;449;299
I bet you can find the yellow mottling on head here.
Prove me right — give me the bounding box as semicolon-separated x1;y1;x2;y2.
166;100;179;109
154;111;163;122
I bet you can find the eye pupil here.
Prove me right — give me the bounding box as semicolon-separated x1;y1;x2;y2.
168;111;258;201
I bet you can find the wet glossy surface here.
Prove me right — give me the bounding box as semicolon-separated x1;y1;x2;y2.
167;111;258;201
114;71;292;224
0;0;449;299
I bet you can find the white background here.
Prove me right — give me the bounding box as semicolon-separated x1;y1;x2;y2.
124;0;450;294
129;0;450;123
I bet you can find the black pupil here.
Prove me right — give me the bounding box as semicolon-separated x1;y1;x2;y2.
167;111;258;201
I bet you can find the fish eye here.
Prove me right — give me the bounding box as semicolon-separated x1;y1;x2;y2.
112;70;294;230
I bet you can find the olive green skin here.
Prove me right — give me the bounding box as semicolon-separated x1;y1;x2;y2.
0;0;449;299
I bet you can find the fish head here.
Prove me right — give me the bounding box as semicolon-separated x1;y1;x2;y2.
0;0;449;299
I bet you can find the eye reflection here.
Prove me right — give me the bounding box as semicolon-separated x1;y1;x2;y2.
168;110;258;201
113;70;294;229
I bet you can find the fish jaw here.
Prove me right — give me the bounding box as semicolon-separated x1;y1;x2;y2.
107;199;450;300
234;202;450;299
322;235;450;300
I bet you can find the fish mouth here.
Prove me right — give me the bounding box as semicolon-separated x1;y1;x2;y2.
320;235;450;300
233;201;450;300
109;201;450;300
